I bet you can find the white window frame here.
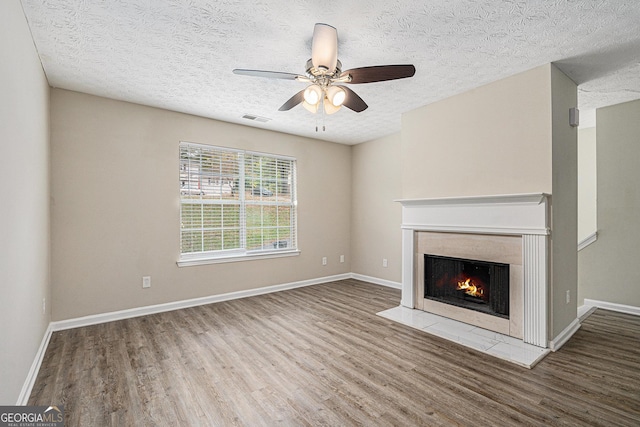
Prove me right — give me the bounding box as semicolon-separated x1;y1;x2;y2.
177;142;299;267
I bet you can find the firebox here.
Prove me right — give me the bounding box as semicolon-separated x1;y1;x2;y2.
424;254;509;319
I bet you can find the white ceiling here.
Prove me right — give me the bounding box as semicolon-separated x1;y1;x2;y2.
20;0;640;145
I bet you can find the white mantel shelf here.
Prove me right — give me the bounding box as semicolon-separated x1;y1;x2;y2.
396;193;551;236
395;192;550;207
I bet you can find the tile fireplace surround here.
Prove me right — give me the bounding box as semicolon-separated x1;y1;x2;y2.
386;194;552;366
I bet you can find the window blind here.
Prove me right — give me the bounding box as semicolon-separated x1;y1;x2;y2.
179;142;297;260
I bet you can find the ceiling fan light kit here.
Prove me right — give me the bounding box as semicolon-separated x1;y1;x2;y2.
233;23;416;124
301;84;346;115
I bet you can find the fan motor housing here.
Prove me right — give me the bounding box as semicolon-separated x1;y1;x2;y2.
306;59;342;79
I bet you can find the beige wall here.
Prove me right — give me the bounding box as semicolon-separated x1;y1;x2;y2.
351;133;402;283
578;127;597;242
398;64;578;340
401;65;553;199
578;99;640;308
549;65;578;337
0;0;51;404
50;89;351;320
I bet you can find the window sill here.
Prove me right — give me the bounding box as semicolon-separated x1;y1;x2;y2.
177;249;301;267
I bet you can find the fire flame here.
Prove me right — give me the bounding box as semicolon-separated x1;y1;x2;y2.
457;278;484;298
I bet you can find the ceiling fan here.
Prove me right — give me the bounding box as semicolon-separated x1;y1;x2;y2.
233;23;416;116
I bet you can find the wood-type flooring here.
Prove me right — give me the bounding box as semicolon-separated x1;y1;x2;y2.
29;279;640;426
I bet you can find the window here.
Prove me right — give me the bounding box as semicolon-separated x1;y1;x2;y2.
179;142;298;265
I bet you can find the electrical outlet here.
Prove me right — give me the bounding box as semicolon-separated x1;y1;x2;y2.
143;276;151;288
322;257;327;266
383;258;388;268
42;298;46;315
566;290;570;304
340;255;345;263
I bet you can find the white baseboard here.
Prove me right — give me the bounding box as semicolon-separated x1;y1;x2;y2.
51;273;352;332
549;318;581;351
583;299;640;317
16;323;53;405
577;231;598;251
350;273;401;289
577;304;598;322
554;300;640;351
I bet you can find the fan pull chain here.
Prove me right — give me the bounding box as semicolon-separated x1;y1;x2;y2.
313;98;328;132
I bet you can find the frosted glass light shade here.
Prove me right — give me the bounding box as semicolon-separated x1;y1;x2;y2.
303;85;322;105
302;100;318;114
326;86;346;107
323;97;341;115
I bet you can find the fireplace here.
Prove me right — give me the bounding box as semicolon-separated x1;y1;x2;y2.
424;254;509;319
397;194;551;348
413;231;521;337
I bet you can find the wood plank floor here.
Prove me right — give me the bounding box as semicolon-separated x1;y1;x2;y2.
30;279;640;426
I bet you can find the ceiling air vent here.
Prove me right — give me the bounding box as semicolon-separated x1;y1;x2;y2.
242;114;271;123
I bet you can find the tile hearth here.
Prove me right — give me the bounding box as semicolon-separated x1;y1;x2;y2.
377;306;550;368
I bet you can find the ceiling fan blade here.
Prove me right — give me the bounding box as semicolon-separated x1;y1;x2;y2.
311;23;338;73
278;90;305;111
233;69;301;80
338;86;368;113
341;65;416;84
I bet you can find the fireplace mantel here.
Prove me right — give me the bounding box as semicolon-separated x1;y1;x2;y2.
396;193;551;236
396;193;551;348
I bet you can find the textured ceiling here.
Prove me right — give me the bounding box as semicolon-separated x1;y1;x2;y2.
20;0;640;144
